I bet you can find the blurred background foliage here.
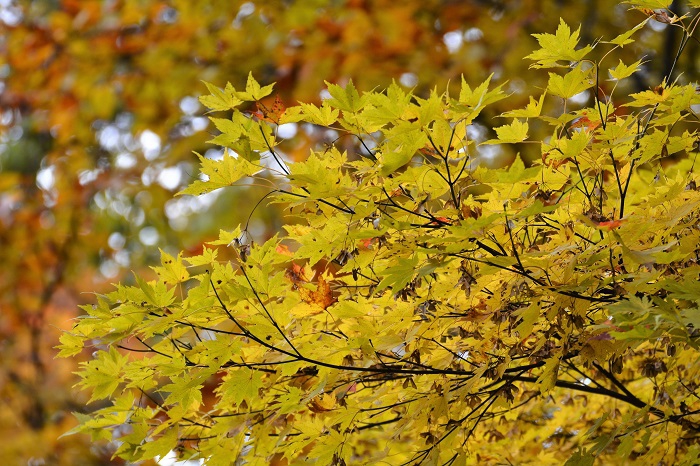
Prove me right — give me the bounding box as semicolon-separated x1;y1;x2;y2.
0;0;694;463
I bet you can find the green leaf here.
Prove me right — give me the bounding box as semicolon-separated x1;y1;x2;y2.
623;0;671;8
56;332;84;358
133;274;175;308
137;428;179;461
483;119;529;144
616;434;636;459
501;93;546;118
526;19;594;68
380;121;427;175
235;72;274;101
161;370;214;410
536;354;561;393
208;116;244;147
377;255;419;292
208;227;242;247
284;221;348;266
78;347;128;402
451;74;507;122
217;367;263;406
479;155;541;184
177;150;262;196
560;129;591;159
152;249;190;285
289;148;353;198
324;79;367;113
300;101;340;126
626;87;671;107
607;296;655;329
199;81;243;111
363;81;413;127
603;19;649;47
515;303;540;337
457;74;507;109
609;59;643;81
564;448;596;466
547;65;594;99
279;105;305;125
415;89;445;126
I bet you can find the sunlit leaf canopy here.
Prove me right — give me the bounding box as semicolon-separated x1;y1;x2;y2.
56;2;700;465
0;0;698;463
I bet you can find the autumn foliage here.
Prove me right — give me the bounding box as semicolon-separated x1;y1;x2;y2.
1;0;699;465
6;1;603;463
56;2;700;465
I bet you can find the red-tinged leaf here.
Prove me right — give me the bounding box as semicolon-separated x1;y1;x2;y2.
298;274;336;310
286;262;308;283
570;115;600;131
358;238;374;249
276;244;293;256
429;216;452;225
253;95;287;124
595;219;625;230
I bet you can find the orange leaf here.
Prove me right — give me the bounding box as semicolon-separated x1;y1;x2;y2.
429;216;452;225
286;262;307;283
358;238;374;249
595;219;625;230
276;244;293;256
298;274;336;310
253;95;286;123
285;265;336;310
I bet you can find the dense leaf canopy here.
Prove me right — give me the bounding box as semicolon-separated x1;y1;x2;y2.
1;0;699;464
60;2;700;465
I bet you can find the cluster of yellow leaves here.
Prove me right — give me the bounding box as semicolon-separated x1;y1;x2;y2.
60;4;700;466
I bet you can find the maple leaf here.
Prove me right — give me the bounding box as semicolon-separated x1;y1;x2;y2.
324;79;368;113
501;93;547;118
547;64;594;99
483;119;529;144
234;72;275;101
595;219;625;230
252;95;286;124
199;81;243;111
286;265;336;310
300;101;340;126
603;18;649;46
59;6;700;465
526;19;594;68
176;150;262;196
609;58;644;81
